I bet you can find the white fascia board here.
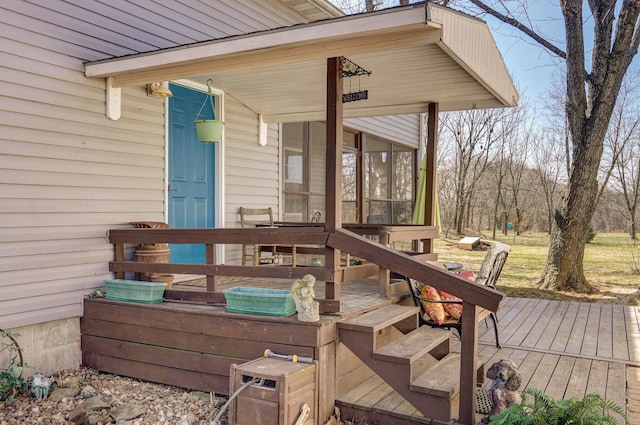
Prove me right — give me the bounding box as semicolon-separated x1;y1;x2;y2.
85;5;433;79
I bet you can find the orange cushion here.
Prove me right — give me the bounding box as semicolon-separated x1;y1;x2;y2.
420;285;447;325
438;290;463;320
456;270;474;280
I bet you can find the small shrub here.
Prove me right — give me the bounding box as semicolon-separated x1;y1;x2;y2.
586;226;597;243
488;388;626;425
0;330;27;405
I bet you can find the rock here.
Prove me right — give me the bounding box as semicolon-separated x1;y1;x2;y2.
176;413;199;425
85;410;111;425
190;391;212;402
111;403;146;421
68;406;87;424
81;385;97;398
58;376;82;388
48;387;81;402
81;396;111;412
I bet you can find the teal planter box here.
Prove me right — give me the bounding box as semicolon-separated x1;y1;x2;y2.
224;287;296;316
105;279;166;304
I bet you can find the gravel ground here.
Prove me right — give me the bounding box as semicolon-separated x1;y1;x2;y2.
0;367;225;424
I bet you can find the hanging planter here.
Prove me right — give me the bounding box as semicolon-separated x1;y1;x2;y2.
195;79;224;143
195;119;224;143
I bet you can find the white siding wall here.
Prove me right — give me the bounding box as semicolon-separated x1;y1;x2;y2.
223;97;281;264
0;8;167;330
0;0;336;331
346;115;421;149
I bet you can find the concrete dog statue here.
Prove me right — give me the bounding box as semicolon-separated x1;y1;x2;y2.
482;359;522;421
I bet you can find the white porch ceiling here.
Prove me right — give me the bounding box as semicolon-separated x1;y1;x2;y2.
85;3;519;123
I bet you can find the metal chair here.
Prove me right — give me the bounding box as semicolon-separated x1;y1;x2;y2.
239;207;294;266
404;244;509;348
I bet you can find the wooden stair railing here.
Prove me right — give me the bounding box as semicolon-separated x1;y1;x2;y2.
338;304;485;422
328;229;503;424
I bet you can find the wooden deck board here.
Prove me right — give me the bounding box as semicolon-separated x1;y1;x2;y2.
338;375;385;407
544;355;575;400
527;353;561;393
502;299;549;346
549;302;579;353
626;306;640;363
535;300;568;351
563;357;591;400
564;302;591;355
612;305;629;361
606;362;626;413
352;377;394;410
581;303;602;357
596;304;613;359
585;360;609;395
520;300;559;348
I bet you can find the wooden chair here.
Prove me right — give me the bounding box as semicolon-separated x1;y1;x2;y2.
404;245;509;348
239;207;295;266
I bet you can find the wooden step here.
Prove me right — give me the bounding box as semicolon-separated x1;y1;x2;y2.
410;353;484;399
373;326;451;364
338;304;419;334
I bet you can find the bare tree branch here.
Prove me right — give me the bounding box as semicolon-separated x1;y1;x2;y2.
467;0;567;59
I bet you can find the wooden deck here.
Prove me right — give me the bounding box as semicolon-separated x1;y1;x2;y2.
337;295;640;425
82;277;640;424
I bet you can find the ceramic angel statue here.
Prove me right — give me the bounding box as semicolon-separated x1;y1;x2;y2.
291;274;320;322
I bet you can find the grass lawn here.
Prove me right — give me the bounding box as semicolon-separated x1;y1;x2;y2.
434;232;640;305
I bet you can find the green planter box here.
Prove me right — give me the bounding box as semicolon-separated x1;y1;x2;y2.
224;287;296;316
105;279;166;304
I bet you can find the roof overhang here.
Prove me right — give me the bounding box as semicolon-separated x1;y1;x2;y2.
85;3;519;123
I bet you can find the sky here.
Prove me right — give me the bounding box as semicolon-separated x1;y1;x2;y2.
463;0;638;104
483;0;568;102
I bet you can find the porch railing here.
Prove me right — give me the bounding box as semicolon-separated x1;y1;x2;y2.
108;224;438;312
107;224;502;424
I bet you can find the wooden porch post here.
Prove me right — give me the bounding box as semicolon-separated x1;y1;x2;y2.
459;301;479;424
423;102;438;254
325;57;343;300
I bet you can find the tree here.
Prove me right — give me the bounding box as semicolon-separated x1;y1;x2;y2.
445;0;640;293
439;108;508;234
531;131;567;234
607;75;640;238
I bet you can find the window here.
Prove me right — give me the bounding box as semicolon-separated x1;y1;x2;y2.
282;122;415;224
365;136;414;224
284;148;304;184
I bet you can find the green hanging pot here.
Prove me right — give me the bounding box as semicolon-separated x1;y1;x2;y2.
195;119;224;143
195;78;224;143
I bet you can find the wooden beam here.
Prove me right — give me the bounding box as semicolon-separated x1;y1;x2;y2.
206;244;217;291
424;102;438;254
422;103;438;252
459;301;479;424
108;227;329;245
325;56;344;301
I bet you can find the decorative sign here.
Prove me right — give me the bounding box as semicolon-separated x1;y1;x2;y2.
342;90;368;103
340;56;371;104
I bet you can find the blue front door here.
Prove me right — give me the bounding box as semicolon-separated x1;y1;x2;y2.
168;84;216;263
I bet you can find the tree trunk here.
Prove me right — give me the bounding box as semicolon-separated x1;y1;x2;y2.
538;134;602;293
630;205;637;240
